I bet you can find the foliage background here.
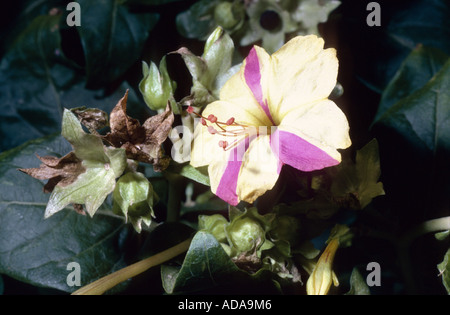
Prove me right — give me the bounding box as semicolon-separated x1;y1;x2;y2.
0;0;448;294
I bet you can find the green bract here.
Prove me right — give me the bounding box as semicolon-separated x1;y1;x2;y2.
176;26;238;107
45;110;127;218
113;171;157;233
139;56;178;113
198;214;228;243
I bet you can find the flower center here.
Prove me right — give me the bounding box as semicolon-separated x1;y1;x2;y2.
259;10;282;33
187;106;270;151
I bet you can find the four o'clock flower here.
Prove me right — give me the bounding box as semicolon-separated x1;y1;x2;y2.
190;35;351;206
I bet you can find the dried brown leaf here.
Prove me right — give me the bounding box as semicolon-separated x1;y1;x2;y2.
71;107;109;132
19;152;85;193
104;90;174;171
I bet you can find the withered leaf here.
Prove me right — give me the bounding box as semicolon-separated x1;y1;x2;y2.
104;90;174;171
71;107;109;132
19;152;85;193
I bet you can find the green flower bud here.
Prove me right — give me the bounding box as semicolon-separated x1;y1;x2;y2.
113;171;156;233
213;1;245;31
198;214;228;243
228;217;265;253
225;207;276;256
139;56;177;112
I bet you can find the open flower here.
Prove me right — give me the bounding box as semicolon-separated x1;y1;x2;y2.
190;35;351;206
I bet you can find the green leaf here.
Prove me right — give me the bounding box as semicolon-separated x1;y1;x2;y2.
0;134;130;293
61;109;109;162
341;0;450;92
374;45;449;122
331;139;385;209
0;14;69;151
345;268;371;295
0;10;142;151
179;164;210;186
45;110;127;217
175;0;219;40
161;231;279;294
437;248;450;294
202;26;235;94
161;231;241;294
176;27;237;107
77;0;159;88
377;60;450;154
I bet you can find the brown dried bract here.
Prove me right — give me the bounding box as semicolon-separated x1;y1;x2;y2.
71;107;109;133
19;152;85;193
104;90;174;172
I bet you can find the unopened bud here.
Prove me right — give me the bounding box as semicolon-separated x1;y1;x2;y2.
139;56;177;112
113;172;156;233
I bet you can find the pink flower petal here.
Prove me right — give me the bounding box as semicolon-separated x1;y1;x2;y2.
270;129;339;172
216;135;257;205
244;48;275;125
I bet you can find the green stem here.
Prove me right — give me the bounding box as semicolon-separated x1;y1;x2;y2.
400;216;450;246
71;238;192;295
166;173;183;222
398;216;450;293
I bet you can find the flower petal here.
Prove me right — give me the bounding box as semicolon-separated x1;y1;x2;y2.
278;99;351;161
209;135;257;205
190;121;227;168
236;135;281;203
268;35;339;122
190;100;264;168
270;129;340;172
242;47;275;124
220;48;273;126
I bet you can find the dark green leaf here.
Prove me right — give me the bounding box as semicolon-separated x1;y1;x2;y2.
0;134;130;293
175;0;219;40
161;231;279;294
0;11;143;151
374;45;449;122
77;0;159;88
0;14;70;151
331;139;385;209
377;60;450;154
341;0;450;92
161;231;239;293
372;56;450;229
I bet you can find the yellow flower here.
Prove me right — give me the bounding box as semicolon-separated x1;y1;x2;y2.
190;35;351;205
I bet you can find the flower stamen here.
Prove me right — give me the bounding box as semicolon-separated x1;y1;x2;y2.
186;106;253;151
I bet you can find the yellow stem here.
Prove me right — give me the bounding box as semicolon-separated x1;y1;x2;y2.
71;238;192;295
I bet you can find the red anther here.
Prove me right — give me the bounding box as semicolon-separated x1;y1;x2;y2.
186;106;194;114
201;118;207;126
207;126;217;134
208;114;217;123
218;140;228;149
226;117;235;125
